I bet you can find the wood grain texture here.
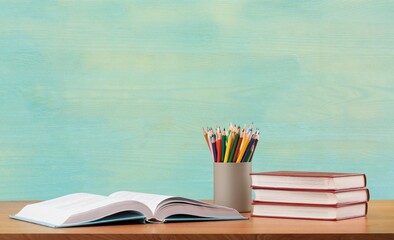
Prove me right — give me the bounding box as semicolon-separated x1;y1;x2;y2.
0;1;394;200
1;200;394;240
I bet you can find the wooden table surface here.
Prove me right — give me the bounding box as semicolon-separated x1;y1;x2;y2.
1;200;393;240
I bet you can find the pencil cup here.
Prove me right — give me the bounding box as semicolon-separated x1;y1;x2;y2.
214;162;252;212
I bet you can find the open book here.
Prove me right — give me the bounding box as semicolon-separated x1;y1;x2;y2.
10;191;247;228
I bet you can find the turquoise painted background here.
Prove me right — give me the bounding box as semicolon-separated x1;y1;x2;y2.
0;1;393;200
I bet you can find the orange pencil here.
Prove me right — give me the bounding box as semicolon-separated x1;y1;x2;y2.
202;127;211;151
239;125;247;150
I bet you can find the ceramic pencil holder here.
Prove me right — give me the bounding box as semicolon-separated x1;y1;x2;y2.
213;162;252;212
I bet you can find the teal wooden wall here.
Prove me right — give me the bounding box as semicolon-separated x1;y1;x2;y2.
1;1;393;200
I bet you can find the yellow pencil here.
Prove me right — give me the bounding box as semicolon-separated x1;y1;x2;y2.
224;131;234;163
236;132;251;163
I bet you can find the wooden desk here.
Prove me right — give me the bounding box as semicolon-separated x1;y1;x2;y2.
1;200;393;240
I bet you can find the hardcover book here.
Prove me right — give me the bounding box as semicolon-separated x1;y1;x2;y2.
252;202;368;220
10;191;247;228
252;187;369;206
251;171;366;190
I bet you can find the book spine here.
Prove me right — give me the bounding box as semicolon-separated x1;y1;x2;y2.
366;188;370;201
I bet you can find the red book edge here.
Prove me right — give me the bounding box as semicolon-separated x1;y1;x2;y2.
251;202;368;221
250;214;367;221
250;171;365;178
250;185;367;191
251;186;368;193
250;172;367;190
252;199;369;207
251;188;370;206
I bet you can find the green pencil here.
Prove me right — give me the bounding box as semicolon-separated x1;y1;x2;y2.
221;129;226;162
228;128;240;163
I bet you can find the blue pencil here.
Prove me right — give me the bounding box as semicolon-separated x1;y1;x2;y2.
211;134;217;162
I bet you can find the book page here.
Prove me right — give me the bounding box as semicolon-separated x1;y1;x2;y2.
46;193;113;213
155;202;245;221
15;193;152;226
15;193;109;226
109;191;173;215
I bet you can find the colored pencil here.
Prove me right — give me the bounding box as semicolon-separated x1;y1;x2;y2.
239;126;247;151
224;131;234;163
207;129;215;162
216;129;222;163
236;132;251;163
203;123;259;163
202;127;211;151
246;143;255;162
232;129;243;162
211;134;217;162
221;129;227;162
241;137;255;162
228;127;240;163
247;131;259;162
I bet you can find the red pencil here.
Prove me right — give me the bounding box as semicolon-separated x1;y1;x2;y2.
216;137;222;163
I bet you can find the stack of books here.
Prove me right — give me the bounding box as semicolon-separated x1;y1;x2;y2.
251;171;369;220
